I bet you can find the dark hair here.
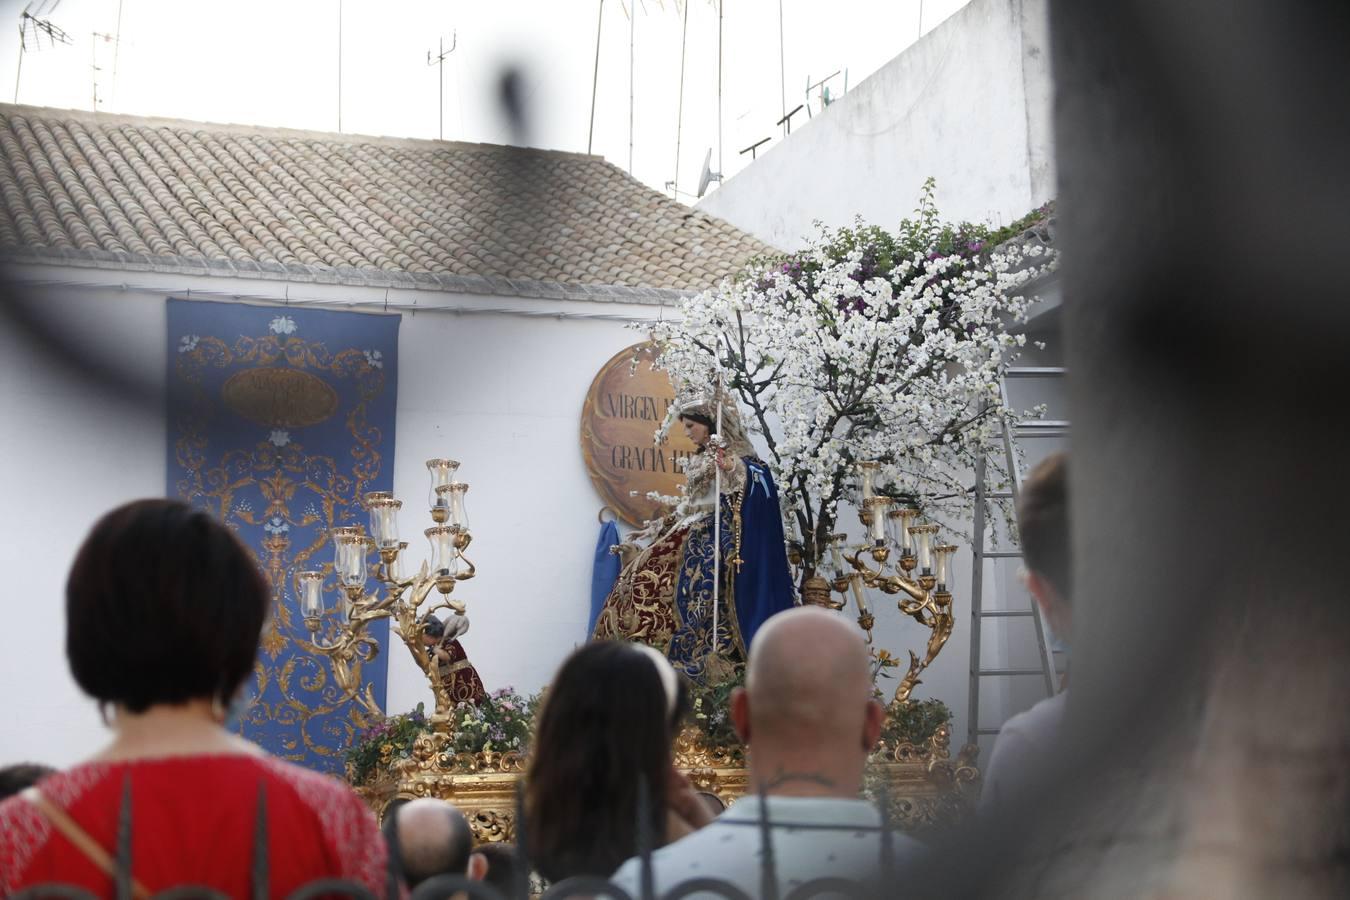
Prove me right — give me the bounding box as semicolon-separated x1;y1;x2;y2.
383;800;474;887
66;499;269;714
524;641;689;883
678;411;715;431
0;763;56;800
475;842;527;898
423;615;446;639
1017;453;1071;603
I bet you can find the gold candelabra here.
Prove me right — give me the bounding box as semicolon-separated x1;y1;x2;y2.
822;461;960;704
298;458;478;731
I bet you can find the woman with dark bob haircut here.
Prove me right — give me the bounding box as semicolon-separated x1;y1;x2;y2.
524;640;714;884
0;499;388;895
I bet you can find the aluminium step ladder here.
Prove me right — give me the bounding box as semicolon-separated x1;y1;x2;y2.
966;366;1068;750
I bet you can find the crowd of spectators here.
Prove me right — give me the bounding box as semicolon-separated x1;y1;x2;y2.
0;454;1070;896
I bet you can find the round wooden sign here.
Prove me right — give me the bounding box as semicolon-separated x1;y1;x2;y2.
580;343;697;527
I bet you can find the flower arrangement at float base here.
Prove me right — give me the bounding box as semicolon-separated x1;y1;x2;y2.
644;181;1055;579
345;687;542;786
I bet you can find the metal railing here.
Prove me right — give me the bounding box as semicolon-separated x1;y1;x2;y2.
15;775;909;900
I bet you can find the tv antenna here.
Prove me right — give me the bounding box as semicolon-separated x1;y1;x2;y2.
804;70;841;119
696;147;721;199
15;1;72;104
666;0;690;198
426;30;458;140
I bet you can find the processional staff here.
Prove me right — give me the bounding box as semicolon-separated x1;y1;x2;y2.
711;383;725;652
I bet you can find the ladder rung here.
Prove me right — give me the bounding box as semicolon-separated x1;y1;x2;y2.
986;490;1014;499
979;609;1036;618
981;550;1022;559
1004;367;1066;377
978;668;1047;677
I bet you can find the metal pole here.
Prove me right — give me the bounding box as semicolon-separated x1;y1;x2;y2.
672;0;689;196
337;0;343;132
111;0;124;105
717;0;723;179
628;0;635;174
778;0;786;137
967;424;988;750
712;387;724;651
14;38;23;104
438;37;444;140
587;0;603;154
918;0;924;39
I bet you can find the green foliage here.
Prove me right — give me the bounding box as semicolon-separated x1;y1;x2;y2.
448;687;538;756
882;697;953;747
346;703;429;786
687;669;745;749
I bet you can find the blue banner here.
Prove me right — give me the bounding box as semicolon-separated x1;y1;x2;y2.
167;299;400;775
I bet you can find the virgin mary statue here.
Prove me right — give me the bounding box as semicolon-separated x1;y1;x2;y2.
592;388;796;681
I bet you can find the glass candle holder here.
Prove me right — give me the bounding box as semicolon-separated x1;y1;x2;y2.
366;497;402;548
426;459;460;510
297;571;325;620
425;525;460;578
436;481;470;529
934;544;958;591
334;532;368;588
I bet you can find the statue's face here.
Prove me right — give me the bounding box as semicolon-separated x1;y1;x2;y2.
682;418;710;447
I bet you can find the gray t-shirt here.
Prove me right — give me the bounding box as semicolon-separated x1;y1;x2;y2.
611;794;923;898
979;690;1068;818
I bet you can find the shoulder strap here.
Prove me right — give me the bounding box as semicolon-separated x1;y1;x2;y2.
21;786;151;900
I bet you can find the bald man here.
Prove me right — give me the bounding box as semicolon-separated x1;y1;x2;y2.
612;607;923;897
383;797;486;889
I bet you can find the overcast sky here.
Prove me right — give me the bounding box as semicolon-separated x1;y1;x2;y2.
1;0;971;203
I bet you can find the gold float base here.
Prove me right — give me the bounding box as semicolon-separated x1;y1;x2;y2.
353;726;980;841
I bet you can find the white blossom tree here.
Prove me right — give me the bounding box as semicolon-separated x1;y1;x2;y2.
645;181;1055;585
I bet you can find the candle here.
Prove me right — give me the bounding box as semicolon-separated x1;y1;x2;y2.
870;502;885;542
829;538;846;577
849;573;870;614
858;461;878;500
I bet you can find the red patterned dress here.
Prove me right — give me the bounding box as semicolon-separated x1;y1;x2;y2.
0;754;388;896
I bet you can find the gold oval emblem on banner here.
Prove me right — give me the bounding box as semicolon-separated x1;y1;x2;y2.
580;343;697;527
221;367;339;428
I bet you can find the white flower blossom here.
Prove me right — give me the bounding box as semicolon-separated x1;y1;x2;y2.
637;192;1056;570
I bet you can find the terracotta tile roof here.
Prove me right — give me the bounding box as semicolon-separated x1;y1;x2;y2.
0;104;774;296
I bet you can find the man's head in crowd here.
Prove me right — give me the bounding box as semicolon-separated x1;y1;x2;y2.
731;606;884;796
0;763;55;801
1017;452;1072;643
383;797;481;888
472;842;526;897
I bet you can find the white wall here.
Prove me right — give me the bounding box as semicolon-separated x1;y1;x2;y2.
697;0;1055;249
0;265;654;766
0;261;1052;766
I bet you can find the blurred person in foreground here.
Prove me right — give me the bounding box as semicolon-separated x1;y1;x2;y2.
979;452;1072;818
384;796;484;889
612;606;923;897
0;499;387;895
524;640;713;885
